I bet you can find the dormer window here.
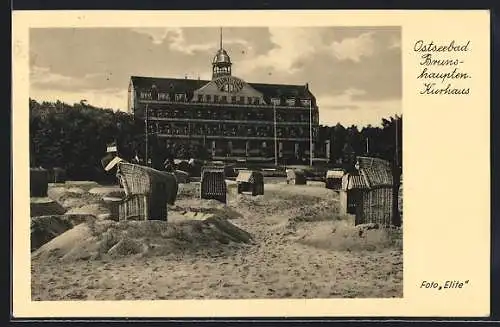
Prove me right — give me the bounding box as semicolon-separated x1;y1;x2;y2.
160;93;170;101
301;99;311;107
175;93;185;102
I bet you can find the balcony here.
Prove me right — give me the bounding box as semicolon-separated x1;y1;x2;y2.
137;98;317;111
146;116;314;126
155;133;313;142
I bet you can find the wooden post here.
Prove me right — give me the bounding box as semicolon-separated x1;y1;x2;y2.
392;116;402;227
143;195;148;221
309;101;313;166
145;104;149;166
274;103;278;166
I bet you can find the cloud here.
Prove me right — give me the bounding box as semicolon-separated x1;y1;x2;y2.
130;28;177;45
30;87;128;111
330;32;375;62
30;66;74;85
389;36;401;49
237;28;382;79
317;88;401;126
31;66;97;88
30;65;114;92
237;27;324;75
131;28;252;55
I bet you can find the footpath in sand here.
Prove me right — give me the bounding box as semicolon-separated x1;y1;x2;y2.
31;181;403;300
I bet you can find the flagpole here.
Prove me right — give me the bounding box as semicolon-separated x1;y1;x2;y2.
274;102;278;166
395;115;399;168
309;101;313;167
145;103;149;166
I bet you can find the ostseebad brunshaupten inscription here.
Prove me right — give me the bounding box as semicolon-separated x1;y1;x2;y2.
414;40;471;95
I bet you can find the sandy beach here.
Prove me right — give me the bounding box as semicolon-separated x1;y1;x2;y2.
31;181;403;300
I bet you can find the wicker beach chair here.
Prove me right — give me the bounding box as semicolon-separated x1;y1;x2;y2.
325;169;345;190
116;162;178;221
173;169;190;184
30;168;49;197
50;167;66;183
236;170;264;196
286;169;307;185
200;167;227;203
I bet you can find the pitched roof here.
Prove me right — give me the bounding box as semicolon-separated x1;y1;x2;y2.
356;156;393;188
130;76;315;101
341;173;369;190
250;82;314;100
130;76;208;94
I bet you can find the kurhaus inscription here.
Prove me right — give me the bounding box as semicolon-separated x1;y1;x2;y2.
414;40;471;95
215;76;245;93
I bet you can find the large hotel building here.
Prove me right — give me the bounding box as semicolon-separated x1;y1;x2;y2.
127;30;329;164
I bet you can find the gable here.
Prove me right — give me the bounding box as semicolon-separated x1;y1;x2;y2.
192;76;264;101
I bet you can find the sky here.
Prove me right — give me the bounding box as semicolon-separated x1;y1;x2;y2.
29;26;401;127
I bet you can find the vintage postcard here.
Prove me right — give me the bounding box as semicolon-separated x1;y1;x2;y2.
12;10;490;318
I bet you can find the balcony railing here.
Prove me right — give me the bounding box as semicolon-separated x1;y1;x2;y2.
137;98;317;111
145;116;315;126
155;133;313;142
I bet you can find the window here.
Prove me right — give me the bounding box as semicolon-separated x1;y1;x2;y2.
271;98;280;106
198;95;203;102
247;97;252;104
214;95;219;103
301;99;311;107
221;96;227;103
239;96;245;104
205;95;211;102
231;96;237;103
254;97;260;105
286;98;296;106
175;93;185;102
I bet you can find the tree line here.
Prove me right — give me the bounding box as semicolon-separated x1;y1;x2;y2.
29;98;402;181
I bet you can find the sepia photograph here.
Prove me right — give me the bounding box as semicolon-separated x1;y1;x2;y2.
28;26;404;301
11;8;492;318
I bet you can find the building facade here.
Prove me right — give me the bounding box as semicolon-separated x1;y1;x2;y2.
128;31;324;164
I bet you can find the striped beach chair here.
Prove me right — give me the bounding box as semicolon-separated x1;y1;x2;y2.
200;167;227;203
113;161;178;221
236;170;264;196
325;169;345;190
